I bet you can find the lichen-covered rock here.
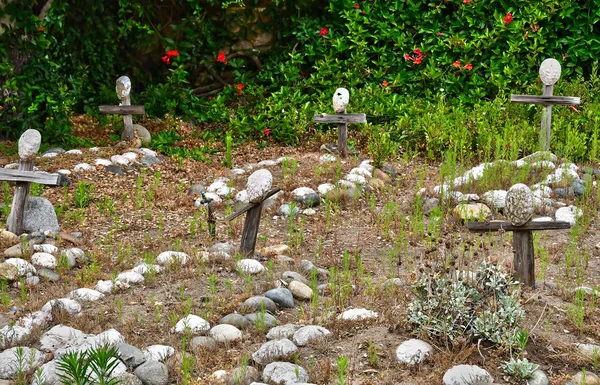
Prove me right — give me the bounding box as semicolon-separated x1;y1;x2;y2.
504;184;534;226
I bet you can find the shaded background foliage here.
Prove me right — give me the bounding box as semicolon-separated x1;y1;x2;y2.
1;0;599;160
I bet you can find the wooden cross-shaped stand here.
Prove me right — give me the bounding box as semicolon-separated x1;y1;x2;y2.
99;76;146;141
226;187;281;257
0;129;68;235
313;88;366;158
511;58;580;151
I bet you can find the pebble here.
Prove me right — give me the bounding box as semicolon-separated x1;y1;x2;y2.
134;361;169;385
442;365;493;385
172;315;210;334
288;281;313;300
240;296;278;314
337;308;378;321
292;325;331;346
266;324;301;341
252;338;298;365
264;288;295;308
237;259;265;274
395;339;433;364
209;324;242;343
245;313;278;329
219;314;251;329
156;251;189;265
262;362;308;385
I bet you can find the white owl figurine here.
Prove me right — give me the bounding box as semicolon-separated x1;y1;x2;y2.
332;88;349;113
247;169;273;203
116;76;131;100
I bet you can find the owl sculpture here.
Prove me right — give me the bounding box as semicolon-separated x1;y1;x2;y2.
116;76;131;100
332;88;349;113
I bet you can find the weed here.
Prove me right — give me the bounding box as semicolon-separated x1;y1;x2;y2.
334;355;349;385
74;182;95;208
501;357;539;380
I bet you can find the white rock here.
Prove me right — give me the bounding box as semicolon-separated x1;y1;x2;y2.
121;152;138;161
31;253;57;269
359;160;374;172
443;365;493;385
142;345;175;362
95;280;114;294
531;160;556;169
33;244;58;253
66;149;83;155
74;163;95;172
116;271;144;285
292;187;316;199
57;169;71;175
132;262;163;275
89;147;100;152
337;308;378;321
432;184;450;195
42;152;58;158
345;174;367;185
482;190;507;209
5;163;19;169
68;288;104;302
32;359;61;385
317;183;335;195
236;190;249;203
5;258;36;276
232;168;246;176
533;185;552;199
247;169;273;203
0;347;46;379
512;159;527;168
463;193;480;201
555;205;582;225
257;159;277;167
216;185;235;197
252;338;298;365
449;191;465;202
18;129;41;159
0;325;31;348
266;324;301;341
39;324;88;353
263;362;308;385
207;181;227;193
319;154;337;162
237;259;265;274
19;311;51;329
172;315;210;334
195;193;222;207
349;167;372;178
395;339;433;364
209;324;242;343
95;158;112;166
292;325;330;346
110;155;130;166
138;148;157;157
88;329;125;349
41;298;82;316
156;251;189;265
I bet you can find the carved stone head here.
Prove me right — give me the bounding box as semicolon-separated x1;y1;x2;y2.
116;76;131;100
539;58;561;86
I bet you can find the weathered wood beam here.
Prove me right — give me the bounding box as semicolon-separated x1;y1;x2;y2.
467;220;571;233
513;231;535;287
313;113;367;124
0;169;66;185
510;95;580;106
226;187;281;221
98;105;146;115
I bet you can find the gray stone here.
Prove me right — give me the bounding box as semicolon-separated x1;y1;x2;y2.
209;242;236;256
141;345;174;363
140;155;161;167
264;288;295;308
299;260;317;276
395;339;432;364
8;197;59;234
252;338;298;365
288;281;313;300
209;324;242;343
504;184;534;226
527;369;550;385
262;362;308;385
282;271;310;286
134;361;168;385
572;178;585;196
422;197;440;215
3;243;33;258
115;373;143;385
39;325;87;353
245;313;277;329
122;124;151;144
279;204;300;216
0;262;19;281
117;343;146;368
571;371;600;385
294;192;320;208
247;169;273;203
106;165;124;176
239;296;278;314
220;313;252;329
190;336;217;350
292;325;331;346
187;184;206;196
226;366;260;385
19;129;42;159
442;365;493;385
0;347;46;379
266;324;301;341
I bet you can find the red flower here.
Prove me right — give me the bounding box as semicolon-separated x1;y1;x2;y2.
264;128;271;136
403;53;411;61
464;63;473;70
217;51;228;64
437;31;444;36
562;53;568;60
319;27;329;36
414;57;422;65
453;61;461;68
361;11;366;15
569;106;579;112
38;25;44;32
504;13;513;25
166;50;179;57
382;80;389;86
354;4;360;8
161;55;171;64
464;0;470;3
237;83;244;90
413;48;422;57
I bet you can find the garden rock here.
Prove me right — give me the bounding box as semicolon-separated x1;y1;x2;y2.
32;359;61;385
7;196;60;234
39;324;87;353
247;169;273;203
226;366;260;385
0;262;18;281
0;230;18;246
172;315;210;334
442;365;493;385
520;151;558;163
527;369;550;385
5;258;36;276
3;243;33;258
134;361;169;385
220;313;252;329
264;288;295;308
33;244;58;253
240;296;278;314
288;280;313;300
62;248;86;267
555;205;582;225
129;124;151;144
116;271;145;285
41;298;81;316
292;325;330;346
262;362;308;385
245;313;278;329
395;339;433;364
237;259;265;274
156;251;189;265
0;346;46;379
141;345;174;363
190;336;217;350
209;324;242;343
252;338;298;365
452;203;492;222
282;271;309;285
279;204;300;216
317;183;335;195
106;165;124;176
74;163;95;172
482;190;507;210
292;187;318;204
260;244;289;257
68;288;104;302
338;308;378;321
381;278;404;289
140;155;161;167
117;342;146;368
266;324;301;340
504;184;534;226
572;371;600;385
115;373;143;385
577;343;600;359
210;242;236;256
422;198;440;215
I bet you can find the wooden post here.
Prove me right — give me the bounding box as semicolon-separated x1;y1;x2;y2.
512;231;535;286
116;76;134;141
541;84;553;151
338;112;348;158
7;129;40;235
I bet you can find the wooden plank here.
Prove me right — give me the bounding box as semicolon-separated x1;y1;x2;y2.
541;85;554;151
313;113;367;124
0;169;64;185
513;231;535;287
226;187;281;221
510;95;580;106
98;105;146;115
7;160;33;235
467;220;571;233
240;204;263;256
338;121;348;158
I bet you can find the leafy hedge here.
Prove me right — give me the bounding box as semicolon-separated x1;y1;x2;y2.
1;0;599;159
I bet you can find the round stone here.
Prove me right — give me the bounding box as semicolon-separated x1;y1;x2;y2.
247;169;273;203
263;362;308;385
209;324;242;343
539;58;561;85
443;365;493;385
395;339;433;364
252;338;298;365
504;184;534;226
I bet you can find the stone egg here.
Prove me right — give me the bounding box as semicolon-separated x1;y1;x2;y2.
504;183;534;226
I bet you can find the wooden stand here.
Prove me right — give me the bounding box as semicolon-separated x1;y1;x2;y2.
313;113;366;158
467;220;571;287
226;187;280;257
99;76;146;141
